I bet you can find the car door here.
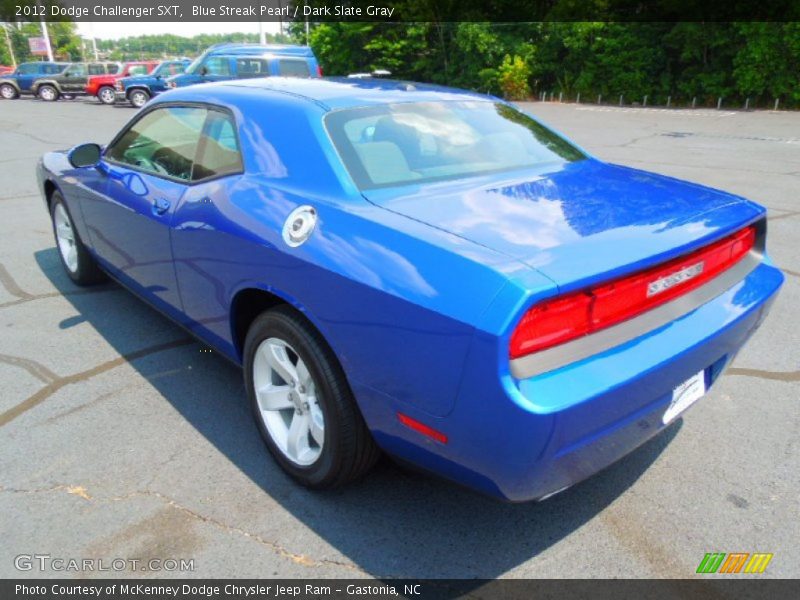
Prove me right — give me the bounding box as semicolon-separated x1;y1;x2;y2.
170;108;246;345
59;63;87;93
14;63;40;91
81;105;209;317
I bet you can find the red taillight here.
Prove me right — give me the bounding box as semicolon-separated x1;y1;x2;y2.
510;225;756;359
317;65;323;77
397;413;448;444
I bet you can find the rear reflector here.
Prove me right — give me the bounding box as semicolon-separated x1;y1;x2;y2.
397;413;448;444
510;225;756;359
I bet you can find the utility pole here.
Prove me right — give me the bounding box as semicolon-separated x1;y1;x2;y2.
305;17;310;45
88;22;99;60
259;21;266;45
36;0;54;61
3;23;17;68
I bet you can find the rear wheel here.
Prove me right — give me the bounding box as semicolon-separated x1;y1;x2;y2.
97;86;116;104
244;306;380;488
0;83;18;99
38;85;58;101
50;193;105;286
128;89;149;108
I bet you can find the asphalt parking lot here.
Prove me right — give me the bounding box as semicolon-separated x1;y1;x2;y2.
0;95;798;580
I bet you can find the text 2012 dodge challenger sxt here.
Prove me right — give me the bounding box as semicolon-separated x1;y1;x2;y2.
37;78;783;501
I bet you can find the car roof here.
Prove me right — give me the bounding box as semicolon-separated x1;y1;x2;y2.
206;43;315;58
212;53;312;61
208;77;494;111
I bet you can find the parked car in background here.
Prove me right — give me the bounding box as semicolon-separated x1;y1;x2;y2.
85;61;159;104
115;59;190;108
0;65;14;75
31;62;120;101
166;43;320;89
36;78;783;501
0;61;69;99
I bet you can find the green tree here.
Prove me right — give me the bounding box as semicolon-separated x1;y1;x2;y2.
734;23;800;104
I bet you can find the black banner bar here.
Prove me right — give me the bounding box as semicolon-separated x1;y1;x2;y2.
4;580;800;600
2;0;800;23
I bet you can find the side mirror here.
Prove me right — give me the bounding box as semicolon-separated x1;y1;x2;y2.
200;66;208;76
68;143;102;168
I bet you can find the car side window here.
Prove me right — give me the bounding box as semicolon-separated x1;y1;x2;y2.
202;57;231;76
44;64;63;74
128;65;147;76
236;58;268;78
66;64;87;77
106;106;207;182
17;64;38;74
88;64;105;75
277;59;310;78
192;110;243;181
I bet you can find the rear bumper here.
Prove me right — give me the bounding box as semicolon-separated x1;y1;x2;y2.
362;260;783;502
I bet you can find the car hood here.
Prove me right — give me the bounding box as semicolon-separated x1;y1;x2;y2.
364;159;763;292
120;75;157;84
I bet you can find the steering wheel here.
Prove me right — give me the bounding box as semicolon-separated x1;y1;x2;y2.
134;156;169;176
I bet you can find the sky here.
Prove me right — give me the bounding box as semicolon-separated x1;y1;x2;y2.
76;21;282;40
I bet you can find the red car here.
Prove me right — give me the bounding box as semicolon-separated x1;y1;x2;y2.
0;65;15;75
85;61;158;104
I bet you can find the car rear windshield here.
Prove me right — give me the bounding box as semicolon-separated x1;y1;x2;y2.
325;101;586;190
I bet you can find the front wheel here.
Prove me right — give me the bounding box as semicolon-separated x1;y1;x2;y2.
97;86;116;104
128;89;150;108
0;83;19;99
38;85;58;101
244;306;380;489
50;193;105;286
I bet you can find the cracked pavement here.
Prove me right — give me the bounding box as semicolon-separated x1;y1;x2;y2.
0;98;797;579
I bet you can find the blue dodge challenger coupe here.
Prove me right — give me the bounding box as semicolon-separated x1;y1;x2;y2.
37;78;783;501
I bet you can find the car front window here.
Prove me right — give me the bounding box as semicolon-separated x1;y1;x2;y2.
325;101;587;190
105;106;208;181
202;57;232;76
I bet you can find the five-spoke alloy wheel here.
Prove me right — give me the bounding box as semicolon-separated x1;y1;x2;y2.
244;306;379;488
253;337;326;466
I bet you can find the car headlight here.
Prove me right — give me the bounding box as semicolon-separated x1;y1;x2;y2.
166;81;176;89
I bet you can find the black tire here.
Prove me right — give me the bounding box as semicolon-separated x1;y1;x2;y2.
97;86;116;104
0;83;19;100
128;88;150;108
244;306;380;489
49;192;105;286
38;84;59;101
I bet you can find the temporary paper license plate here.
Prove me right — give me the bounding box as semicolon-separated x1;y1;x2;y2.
662;370;706;424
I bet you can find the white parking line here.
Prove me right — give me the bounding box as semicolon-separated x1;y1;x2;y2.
574;106;737;117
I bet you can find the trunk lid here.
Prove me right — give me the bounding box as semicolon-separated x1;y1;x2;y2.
364;159;763;292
